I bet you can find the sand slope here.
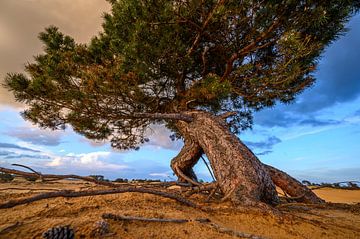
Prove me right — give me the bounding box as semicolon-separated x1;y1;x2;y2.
0;179;359;239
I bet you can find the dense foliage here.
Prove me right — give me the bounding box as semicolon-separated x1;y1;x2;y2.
5;0;359;149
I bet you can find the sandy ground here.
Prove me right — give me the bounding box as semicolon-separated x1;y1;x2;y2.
0;179;360;239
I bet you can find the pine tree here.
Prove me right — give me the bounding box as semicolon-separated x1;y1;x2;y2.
5;0;359;205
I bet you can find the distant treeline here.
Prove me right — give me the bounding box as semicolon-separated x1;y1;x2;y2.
88;175;162;183
302;180;360;189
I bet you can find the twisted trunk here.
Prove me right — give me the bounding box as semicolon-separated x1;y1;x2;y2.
170;111;324;205
170;121;202;185
172;111;279;205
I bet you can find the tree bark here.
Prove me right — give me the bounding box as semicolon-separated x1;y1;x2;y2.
264;165;325;204
170;111;324;205
172;111;279;205
171;121;202;185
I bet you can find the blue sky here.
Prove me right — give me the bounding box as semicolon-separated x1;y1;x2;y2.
0;1;359;183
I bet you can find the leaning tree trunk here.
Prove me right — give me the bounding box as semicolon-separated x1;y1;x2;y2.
170;111;324;205
172;111;279;205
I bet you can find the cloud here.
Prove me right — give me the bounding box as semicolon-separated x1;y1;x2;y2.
4;154;50;160
0;151;13;156
0;142;40;152
256;150;273;156
293;15;360;113
149;172;171;178
289;167;360;183
244;136;282;150
6;127;63;146
144;124;183;151
46;151;127;171
0;0;110;107
253;14;360;128
298;118;342;127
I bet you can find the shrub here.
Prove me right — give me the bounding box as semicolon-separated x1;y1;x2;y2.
0;172;14;182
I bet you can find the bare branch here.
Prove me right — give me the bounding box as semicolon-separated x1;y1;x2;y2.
11;164;41;176
0;167;117;187
186;0;227;57
102;213;210;223
103;213;268;239
0;187;200;209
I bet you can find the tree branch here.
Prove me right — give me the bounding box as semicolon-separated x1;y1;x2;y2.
185;0;227;57
102;213;210;223
130;112;193;122
0;167;118;187
220;19;281;82
0;187;200;209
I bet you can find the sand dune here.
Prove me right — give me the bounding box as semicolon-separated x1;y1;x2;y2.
0;180;359;239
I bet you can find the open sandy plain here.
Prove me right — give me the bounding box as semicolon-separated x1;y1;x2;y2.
0;178;359;239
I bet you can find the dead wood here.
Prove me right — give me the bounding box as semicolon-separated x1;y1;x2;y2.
102;213;210;223
200;155;215;182
0;222;22;235
103;213;267;239
0;166;117;187
0;187;61;192
11;164;43;179
0;187;200;209
205;221;268;239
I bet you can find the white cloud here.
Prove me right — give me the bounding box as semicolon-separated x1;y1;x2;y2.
145;124;183;151
46;151;128;170
149;172;171;178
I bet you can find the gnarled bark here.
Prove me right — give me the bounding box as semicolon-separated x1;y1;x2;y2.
264;164;324;204
171;121;202;185
172;111;279;205
170;111;324;205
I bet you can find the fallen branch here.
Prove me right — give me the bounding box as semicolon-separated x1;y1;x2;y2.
102;213;210;223
0;167;117;187
11;164;42;179
206;221;268;239
0;187;200;209
0;222;22;235
103;213;267;239
0;187;61;192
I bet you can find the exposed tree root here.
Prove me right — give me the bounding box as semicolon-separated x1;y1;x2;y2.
0;187;201;209
184;183;218;197
174;165;202;186
0;166;118;187
11;164;43;181
264;164;324;204
102;213;268;239
102;213;210;223
0;187;61;192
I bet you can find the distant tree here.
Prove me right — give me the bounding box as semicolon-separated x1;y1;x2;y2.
302;180;311;186
89;175;109;182
0;172;14;183
114;178;128;183
4;0;359;205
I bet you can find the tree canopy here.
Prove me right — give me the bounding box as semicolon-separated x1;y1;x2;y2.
5;0;359;150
